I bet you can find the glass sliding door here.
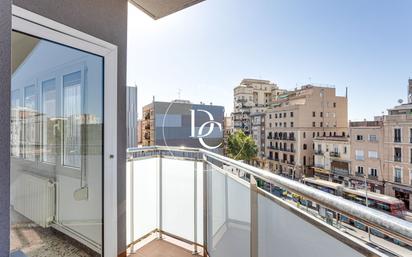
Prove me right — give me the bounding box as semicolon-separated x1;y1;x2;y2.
11;31;104;257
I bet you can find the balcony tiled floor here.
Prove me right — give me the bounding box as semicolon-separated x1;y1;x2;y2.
11;210;99;257
129;239;202;257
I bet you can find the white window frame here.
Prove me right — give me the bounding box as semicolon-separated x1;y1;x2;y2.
369;168;378;177
355;150;364;160
368;150;378;159
12;6;118;257
356;166;364;174
394;166;402;183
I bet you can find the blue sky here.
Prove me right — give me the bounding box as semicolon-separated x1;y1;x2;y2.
127;0;412;121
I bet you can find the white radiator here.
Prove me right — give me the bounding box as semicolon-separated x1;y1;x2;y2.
12;172;55;228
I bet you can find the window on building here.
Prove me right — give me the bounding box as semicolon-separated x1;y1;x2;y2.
312;111;316;117
394;147;402;162
357;166;364;174
320;122;323;127
368;135;377;142
333;102;336;108
344;146;347;154
410;128;412;143
313;132;315;138
320;112;323;117
269;114;272;119
290;122;294;127
279;113;282;118
368;151;378;159
394;168;402;183
355;150;364;160
410;148;412;164
394;128;401;142
284;112;287;118
303;156;306;166
283;122;287;127
290;112;294;117
370;168;378;177
312;121;316;127
275;114;277;118
303;144;307;150
303;132;306;138
356;135;363;141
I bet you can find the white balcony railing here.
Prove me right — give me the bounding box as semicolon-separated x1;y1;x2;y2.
126;146;412;257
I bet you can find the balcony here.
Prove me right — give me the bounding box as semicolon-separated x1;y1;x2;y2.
394;156;402;162
126;146;412;257
368;175;378;181
355;172;365;178
395;177;402;183
329;152;340;158
394;137;402;143
314;150;324;155
332;168;349;176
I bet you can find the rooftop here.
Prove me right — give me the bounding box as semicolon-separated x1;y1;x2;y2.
350;120;383;127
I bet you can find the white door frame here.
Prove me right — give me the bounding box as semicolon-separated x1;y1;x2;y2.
12;5;118;257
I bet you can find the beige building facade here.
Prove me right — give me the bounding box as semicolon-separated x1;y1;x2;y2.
349;121;385;194
313;136;350;184
265;85;348;179
223;116;233;156
383;104;412;210
232;79;284;135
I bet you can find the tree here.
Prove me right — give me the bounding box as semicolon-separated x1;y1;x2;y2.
227;130;258;162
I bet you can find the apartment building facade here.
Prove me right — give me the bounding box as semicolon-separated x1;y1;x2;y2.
313;136;350;184
141;100;224;151
265;85;348;179
223;116;233;156
232;78;284;135
349;121;385;194
251;112;266;158
383;104;412;210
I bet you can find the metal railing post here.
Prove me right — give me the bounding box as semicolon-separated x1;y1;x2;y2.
193;157;198;255
250;175;258;257
203;157;208;257
158;151;163;239
130;160;136;253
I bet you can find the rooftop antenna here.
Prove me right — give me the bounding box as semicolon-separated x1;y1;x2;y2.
345;86;348;98
177;88;182;99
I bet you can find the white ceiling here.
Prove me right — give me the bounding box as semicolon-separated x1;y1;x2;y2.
129;0;205;19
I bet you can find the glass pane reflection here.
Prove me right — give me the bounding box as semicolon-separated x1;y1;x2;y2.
11;31;103;257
